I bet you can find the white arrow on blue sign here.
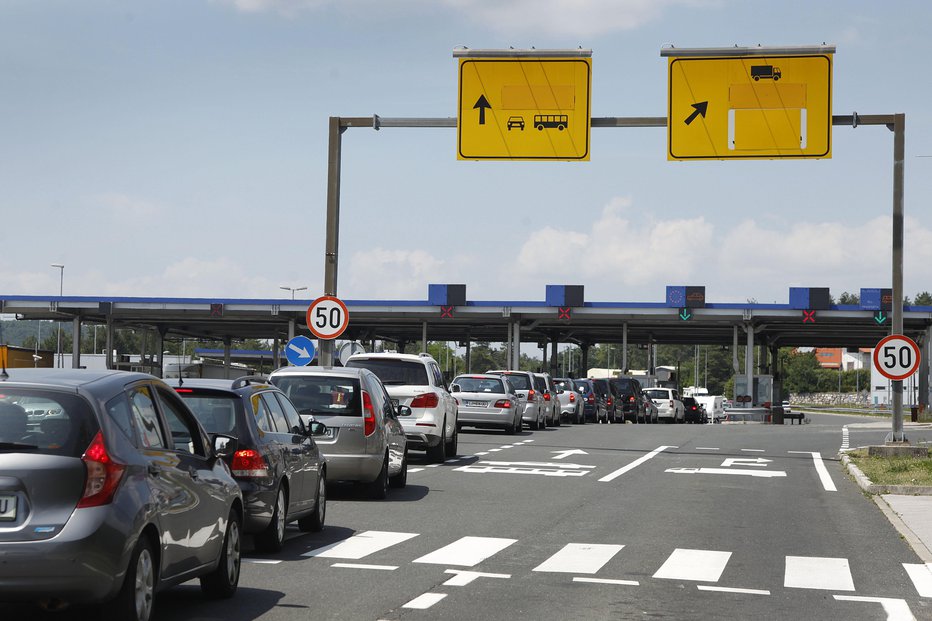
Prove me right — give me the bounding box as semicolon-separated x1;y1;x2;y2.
285;335;316;366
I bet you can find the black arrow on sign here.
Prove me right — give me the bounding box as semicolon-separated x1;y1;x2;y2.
684;101;708;126
473;94;491;125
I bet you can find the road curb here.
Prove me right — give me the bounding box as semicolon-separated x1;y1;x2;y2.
871;496;932;564
839;453;932;496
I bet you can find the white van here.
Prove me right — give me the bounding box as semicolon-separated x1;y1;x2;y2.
695;395;725;422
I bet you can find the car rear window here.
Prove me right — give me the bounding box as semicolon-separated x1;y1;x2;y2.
610;379;638;393
0;389;99;458
344;359;429;386
174;390;243;435
454;377;505;393
644;389;668;400
576;382;592;394
272;376;362;417
496;373;530;390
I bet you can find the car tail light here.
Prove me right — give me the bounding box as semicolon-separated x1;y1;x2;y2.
543;392;551;402
174;388;193;393
669;400;674;409
77;431;126;508
232;449;269;477
528;389;536;400
628;396;635;403
362;390;377;436
410;392;439;408
607;397;613;407
494;399;513;409
569;393;576;403
587;394;595;404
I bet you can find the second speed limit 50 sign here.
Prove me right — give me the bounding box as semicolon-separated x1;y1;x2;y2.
307;295;349;340
873;334;921;381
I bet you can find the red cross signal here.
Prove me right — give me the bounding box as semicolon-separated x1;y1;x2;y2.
558;307;572;320
440;306;454;319
802;310;816;323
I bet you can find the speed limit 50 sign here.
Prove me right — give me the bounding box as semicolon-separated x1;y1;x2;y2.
873;334;921;381
306;295;350;340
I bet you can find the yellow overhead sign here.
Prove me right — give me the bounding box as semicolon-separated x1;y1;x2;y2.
666;50;833;160
456;52;591;161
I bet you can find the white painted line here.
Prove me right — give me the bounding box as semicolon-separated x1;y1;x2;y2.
833;595;916;620
481;460;596;469
305;531;418;559
533;543;624;574
666;467;786;478
402;593;447;610
455;463;590;477
444;459;460;463
331;562;398;571
788;451;837;492
413;536;517;567
488;448;502;452
523;439;535;443
407;468;425;473
573;577;639;586
426;464;441;468
904;563;932;597
442;569;511;586
696;447;720;451
741;448;766;453
243;559;282;565
784;556;854;591
653;548;732;582
721;457;770;468
599;445;677;482
474;452;489;456
697;585;770;595
500;445;515;449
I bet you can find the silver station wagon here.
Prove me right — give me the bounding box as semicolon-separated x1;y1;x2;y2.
450;374;521;434
269;366;408;499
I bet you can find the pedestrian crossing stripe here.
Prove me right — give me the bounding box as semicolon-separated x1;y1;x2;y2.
300;531;931;598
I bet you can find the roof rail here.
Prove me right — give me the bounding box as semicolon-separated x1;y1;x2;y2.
418;352;433;358
232;375;269;390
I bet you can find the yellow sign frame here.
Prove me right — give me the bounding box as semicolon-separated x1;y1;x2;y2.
666;53;833;160
457;55;591;161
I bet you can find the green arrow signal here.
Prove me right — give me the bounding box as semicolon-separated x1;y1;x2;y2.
874;311;887;325
679;308;692;321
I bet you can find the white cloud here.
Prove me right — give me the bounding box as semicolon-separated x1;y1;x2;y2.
89;192;162;220
345;248;447;299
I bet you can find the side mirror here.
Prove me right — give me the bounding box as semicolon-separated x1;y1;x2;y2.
212;434;238;459
309;421;328;436
450;384;461;393
397;405;413;417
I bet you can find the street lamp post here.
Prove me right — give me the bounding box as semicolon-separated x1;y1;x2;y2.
280;286;307;300
51;264;64;368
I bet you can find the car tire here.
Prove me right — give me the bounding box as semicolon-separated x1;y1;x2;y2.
390;453;407;489
299;472;326;531
368;456;389;499
447;424;458;456
254;485;286;553
200;509;241;599
106;536;156;621
427;427;446;463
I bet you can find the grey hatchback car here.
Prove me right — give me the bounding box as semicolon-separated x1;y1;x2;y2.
169;376;327;553
0;369;243;621
269;366;407;499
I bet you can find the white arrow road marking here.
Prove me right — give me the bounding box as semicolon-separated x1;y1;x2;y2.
287;343;311;358
442;569;511;586
666;467;787;478
721;457;771;468
454;461;593;477
833;595;916;621
551;449;589;460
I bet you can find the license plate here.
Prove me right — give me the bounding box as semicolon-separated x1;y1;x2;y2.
323;427;334;438
464;400;487;407
0;494;16;521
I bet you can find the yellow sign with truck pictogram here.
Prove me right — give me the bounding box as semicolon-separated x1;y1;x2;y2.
664;47;833;160
455;50;591;161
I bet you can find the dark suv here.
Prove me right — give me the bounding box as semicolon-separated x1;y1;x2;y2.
574;379;598;423
0;369;243;621
608;377;647;424
590;378;613;424
170;376;326;553
682;397;705;424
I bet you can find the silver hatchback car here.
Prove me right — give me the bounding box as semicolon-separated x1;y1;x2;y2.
450;374;521;434
269;366;407;499
486;370;545;430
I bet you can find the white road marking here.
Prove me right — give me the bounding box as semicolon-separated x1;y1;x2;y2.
426;464;441;468
482;461;595;469
666;467;787;478
788;451;837;491
721;457;771;467
454;461;593;477
533;543;624;574
573;577;639;586
305;531;418;559
522;439;535;443
551;449;589;460
653;548;732;582
833;595;917;621
488;448;502;452
243;559;282;565
697;585;770;595
474;452;489;456
500;445;515;449
413;536;517;567
784;556;854;591
331;563;398;571
599;445;677;482
741;448;766;453
841;425;850;451
407;468;425;473
402;593;447;610
442;569;511;586
696;447;720;451
904;563;932;597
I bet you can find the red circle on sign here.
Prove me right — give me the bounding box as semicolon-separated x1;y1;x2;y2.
306;296;350;340
872;334;921;381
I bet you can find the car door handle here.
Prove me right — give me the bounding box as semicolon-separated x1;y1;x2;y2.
147;464;160;477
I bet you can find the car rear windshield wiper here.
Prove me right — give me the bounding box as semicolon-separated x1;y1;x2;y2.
0;442;39;451
380;380;409;385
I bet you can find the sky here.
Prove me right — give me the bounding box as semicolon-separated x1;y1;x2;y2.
2;0;932;307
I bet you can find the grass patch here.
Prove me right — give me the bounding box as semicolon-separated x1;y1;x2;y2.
847;449;932;486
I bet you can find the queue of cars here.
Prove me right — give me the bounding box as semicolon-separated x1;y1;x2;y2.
0;356;706;619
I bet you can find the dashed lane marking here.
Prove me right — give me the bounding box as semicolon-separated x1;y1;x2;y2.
697;585;770;595
402;593;447;610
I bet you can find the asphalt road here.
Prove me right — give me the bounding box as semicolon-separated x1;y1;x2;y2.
6;413;932;620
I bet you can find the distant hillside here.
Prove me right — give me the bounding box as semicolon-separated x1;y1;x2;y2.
0;319;66;347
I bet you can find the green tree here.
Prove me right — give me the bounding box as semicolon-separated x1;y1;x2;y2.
780;349;822;393
837;291;860;305
913;291;932;306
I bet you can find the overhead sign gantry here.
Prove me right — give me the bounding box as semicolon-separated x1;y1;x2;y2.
662;45;834;160
454;48;592;161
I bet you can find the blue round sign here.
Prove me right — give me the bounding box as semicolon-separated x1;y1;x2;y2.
285;335;316;366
